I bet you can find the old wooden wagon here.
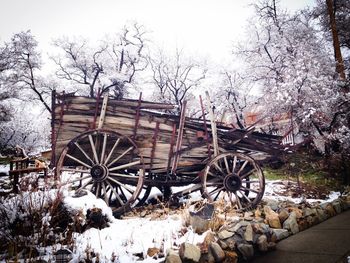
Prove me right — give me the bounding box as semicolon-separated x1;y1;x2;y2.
51;91;282;216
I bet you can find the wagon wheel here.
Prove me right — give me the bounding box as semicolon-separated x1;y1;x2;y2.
202;152;265;211
56;129;145;216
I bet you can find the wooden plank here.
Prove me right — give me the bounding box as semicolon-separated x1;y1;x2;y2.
98;95;109;129
205;91;219;156
171;101;187;174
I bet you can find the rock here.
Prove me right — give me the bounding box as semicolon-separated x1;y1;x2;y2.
244;224;253;242
288;207;303;219
86;208;108;229
272;229;290;241
254;209;262;219
257;234;268;252
218;229;234;240
297;219;308;231
324;203;336;217
209;242;225;262
332;200;342;214
199;253;214;263
147;247;160;257
267;242;277;250
252;223;270;235
345;195;350;208
140;210;147;217
217;239;228;250
303;208;316;217
306;215;319;226
166;254;182;263
270;232;278;243
264;206;282;229
189;204;215;234
55;248;73;263
283;212;299;234
179;243;201;263
266;200;279;211
200;231;216;253
223;251;238;263
229;221;250;232
244;211;254;221
278;209;289;223
339;198;348;210
223;237;236;250
316;208;328;222
74;189;88;197
237;243;254;260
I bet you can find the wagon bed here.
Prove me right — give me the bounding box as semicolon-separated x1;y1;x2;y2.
52;91;283;216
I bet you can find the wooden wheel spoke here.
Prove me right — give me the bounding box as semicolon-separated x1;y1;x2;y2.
76;179;93;191
88;134;100;164
95;182;101;197
243;180;259;184
74;142;94;165
118;185;128;201
104;138;120;165
60;168;90;174
240;169;255;179
64;174;91;185
208;186;224;196
107;146;134;168
206;178;223;186
66;154;92;169
108;177;136;194
213;190;221;201
228;192;234;204
109;160;140;172
237;160;249;175
232;156;237;173
106;180;125;205
239;190;253;203
109;172;139;179
100;133;108;164
207;170;219;178
101;182;109;204
224;156;230;174
234;192;242;209
213;162;224;174
241;185;260;194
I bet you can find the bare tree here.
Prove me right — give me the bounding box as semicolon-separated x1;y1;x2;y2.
52;23;148;98
2;31;52;113
149;48;207;114
217;71;249;129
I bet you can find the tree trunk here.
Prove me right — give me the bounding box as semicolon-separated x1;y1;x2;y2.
326;0;346;81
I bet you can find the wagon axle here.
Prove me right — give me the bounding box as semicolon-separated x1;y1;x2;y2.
90;165;109;182
223;174;242;192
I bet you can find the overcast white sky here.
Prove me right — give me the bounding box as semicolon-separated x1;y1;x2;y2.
1;0;315;67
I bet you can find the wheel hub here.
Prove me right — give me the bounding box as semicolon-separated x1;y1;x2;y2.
223;175;242;192
90;165;109;182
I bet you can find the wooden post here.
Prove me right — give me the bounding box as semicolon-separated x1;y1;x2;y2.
205;91;219;156
171;101;187;174
98;95;109;129
133;92;142;139
92;88;101;129
199;95;212;158
50;89;56;168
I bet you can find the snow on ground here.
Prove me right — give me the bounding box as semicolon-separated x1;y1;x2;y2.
263;180;341;204
61;180;341;262
0;165;9;175
64;191;188;263
0;174;342;262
